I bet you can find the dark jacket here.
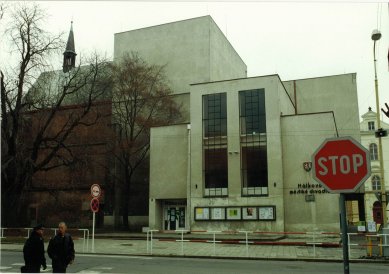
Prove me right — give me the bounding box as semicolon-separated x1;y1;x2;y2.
47;233;75;267
23;231;47;268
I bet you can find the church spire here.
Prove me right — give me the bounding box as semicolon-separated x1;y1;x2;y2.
63;21;76;73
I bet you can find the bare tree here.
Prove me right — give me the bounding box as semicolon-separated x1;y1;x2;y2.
109;53;181;229
1;3;111;226
382;103;389;118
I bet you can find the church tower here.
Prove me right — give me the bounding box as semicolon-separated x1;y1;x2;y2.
63;21;76;73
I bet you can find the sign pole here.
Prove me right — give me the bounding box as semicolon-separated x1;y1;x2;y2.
340;193;349;274
90;184;100;254
92;211;95;253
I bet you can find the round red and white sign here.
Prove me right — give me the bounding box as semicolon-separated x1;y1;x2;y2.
90;198;99;213
90;184;101;198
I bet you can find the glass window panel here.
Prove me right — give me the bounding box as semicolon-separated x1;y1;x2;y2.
372;175;381;191
239;89;267;196
202;92;228;197
204;148;228;189
369;143;378;161
239;89;266;134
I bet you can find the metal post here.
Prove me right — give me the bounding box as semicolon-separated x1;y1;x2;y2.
340;194;350;274
80;229;86;253
347;233;351;259
146;230;149;253
25;228;31;238
150;230;153;255
86;229;90;252
373;38;387;227
92;212;95;253
313;232;316;257
239;231;249;257
213;232;216;256
181;230;184;255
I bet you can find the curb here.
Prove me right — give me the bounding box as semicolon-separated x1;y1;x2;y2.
2;248;388;264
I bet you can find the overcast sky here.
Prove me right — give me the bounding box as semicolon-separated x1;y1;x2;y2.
2;1;389;123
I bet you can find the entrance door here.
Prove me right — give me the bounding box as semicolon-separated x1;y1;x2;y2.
164;206;186;230
373;201;383;224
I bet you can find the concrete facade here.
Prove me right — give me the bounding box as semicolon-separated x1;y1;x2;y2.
112;16;363;232
149;72;361;232
114;16;246;95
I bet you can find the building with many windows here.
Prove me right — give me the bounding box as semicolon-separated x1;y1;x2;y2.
360;108;389;226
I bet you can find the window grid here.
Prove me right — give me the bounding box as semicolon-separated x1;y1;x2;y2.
368;121;375;131
239;89;268;196
372;175;381;191
202;93;228;197
369;143;378;161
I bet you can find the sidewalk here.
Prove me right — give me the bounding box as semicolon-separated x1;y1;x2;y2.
1;232;387;263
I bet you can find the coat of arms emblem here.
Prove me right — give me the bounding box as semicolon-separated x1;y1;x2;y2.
303;162;312;172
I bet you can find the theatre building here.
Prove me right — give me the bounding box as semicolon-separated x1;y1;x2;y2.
114;16;362;232
112;16;362;232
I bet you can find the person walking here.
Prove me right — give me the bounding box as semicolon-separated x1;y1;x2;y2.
48;222;75;273
22;224;47;273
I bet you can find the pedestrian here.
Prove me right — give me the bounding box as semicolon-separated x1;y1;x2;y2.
48;222;75;273
22;224;47;273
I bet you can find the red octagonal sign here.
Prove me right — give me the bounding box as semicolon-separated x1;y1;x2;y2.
312;136;371;193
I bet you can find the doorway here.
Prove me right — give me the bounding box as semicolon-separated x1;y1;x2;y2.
373;201;383;224
163;205;186;231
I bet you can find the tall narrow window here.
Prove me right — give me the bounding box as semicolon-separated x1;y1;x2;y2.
368;121;375;131
369;143;378;161
372;175;381;191
240;89;268;196
203;93;228;197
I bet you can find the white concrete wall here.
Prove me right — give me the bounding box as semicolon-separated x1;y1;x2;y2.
281;113;340;232
114;16;246;95
209;17;246;81
188;75;293;232
150;124;188;199
283;73;360;139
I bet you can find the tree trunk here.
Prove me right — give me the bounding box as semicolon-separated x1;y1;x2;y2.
121;166;131;230
113;178;122;229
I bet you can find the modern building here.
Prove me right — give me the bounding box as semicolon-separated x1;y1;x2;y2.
26;15;366;232
112;16;363;232
360;108;389;227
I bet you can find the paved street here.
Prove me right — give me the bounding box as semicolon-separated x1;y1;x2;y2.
1;251;389;274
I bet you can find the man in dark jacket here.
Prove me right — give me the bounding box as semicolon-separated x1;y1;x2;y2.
48;222;75;273
22;224;47;273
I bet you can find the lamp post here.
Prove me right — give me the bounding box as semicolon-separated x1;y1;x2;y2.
371;29;387;227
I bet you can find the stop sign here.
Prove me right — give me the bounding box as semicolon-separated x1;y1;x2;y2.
312;136;371;193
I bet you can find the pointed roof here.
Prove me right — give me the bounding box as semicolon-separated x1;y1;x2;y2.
64;21;76;55
361;106;376;120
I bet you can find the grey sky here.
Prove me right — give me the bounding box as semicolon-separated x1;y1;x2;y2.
2;1;389;123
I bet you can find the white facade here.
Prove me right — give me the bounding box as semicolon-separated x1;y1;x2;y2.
360;108;389;226
114;16;364;232
114;16;246;95
149;73;361;232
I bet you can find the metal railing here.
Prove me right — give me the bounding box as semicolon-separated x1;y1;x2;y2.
0;227;90;253
144;229;341;257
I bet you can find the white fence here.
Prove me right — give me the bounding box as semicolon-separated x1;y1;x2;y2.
0;227;90;253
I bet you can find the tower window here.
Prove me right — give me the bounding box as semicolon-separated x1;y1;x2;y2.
368;121;375;131
369;143;378;161
372;175;381;191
